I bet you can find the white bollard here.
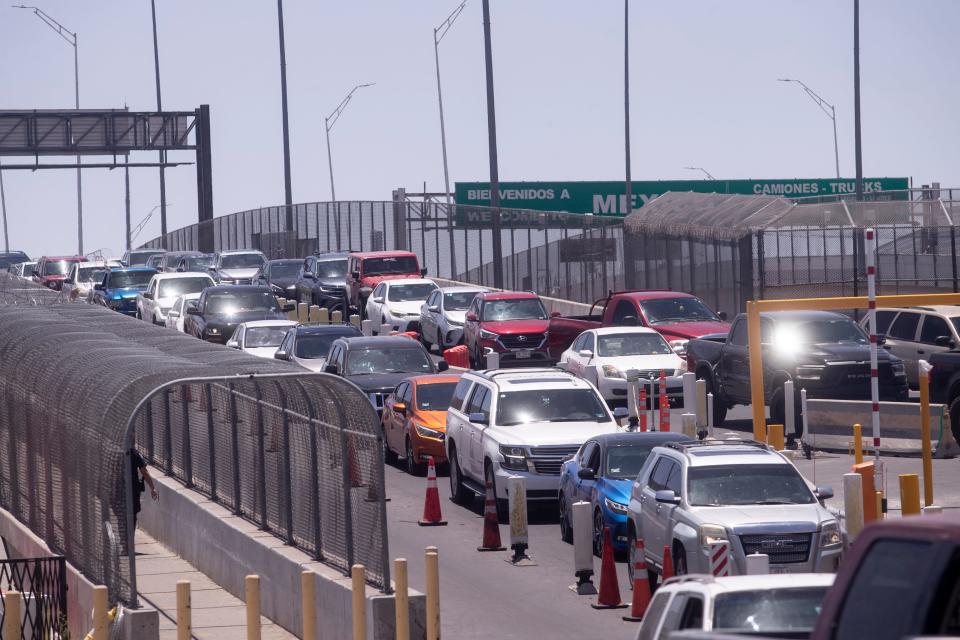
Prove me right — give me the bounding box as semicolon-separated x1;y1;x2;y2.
485;350;500;370
361;319;373;336
380;322;393;336
682;413;697;439
800;388;809;442
707;392;715;437
843;473;864;542
506;476;535;566
569;501;597;595
682;372;697;415
708;540;731;576
626;371;640;425
784;380;795;440
696;379;707;428
647;379;656;433
923;505;943;516
745;553;770;575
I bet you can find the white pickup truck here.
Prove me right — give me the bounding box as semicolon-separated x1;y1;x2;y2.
445;368;624;518
137;272;215;325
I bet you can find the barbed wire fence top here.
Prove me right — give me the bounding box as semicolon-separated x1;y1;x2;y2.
0;296;390;606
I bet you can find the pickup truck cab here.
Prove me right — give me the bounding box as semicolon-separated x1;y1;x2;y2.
91;267;158;315
548;291;729;361
346;251;425;314
32;255;83;290
687;310;909;429
928;348;960;445
463;291;552;368
294;251;351;310
445;368;621;518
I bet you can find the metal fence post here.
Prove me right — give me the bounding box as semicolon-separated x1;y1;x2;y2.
163;389;174;475
254;387;268;530
230;384;242;515
298;381;324;561
332;396;355;572
180;385;193;488
277;384;294;545
145;401;155;461
206;384;217;500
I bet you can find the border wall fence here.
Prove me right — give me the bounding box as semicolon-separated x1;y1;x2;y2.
0;556;68;639
0;277;390;610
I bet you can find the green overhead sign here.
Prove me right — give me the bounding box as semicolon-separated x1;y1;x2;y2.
454;177;911;217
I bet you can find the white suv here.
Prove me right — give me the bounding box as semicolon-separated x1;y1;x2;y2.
626;440;841;584
445;368;623;517
137;272;215;325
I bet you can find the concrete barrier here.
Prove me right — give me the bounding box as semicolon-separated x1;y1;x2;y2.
804;399;959;458
139;473;426;640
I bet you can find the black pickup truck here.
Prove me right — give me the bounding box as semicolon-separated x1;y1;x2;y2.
686;310;909;432
929;350;960;443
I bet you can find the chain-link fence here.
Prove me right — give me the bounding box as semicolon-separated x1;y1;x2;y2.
0;556;67;639
0;295;390;607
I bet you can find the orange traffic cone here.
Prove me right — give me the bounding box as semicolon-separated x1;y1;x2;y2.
418;457;447;526
477;479;505;551
623;538;653;621
591;528;627;610
661;544;675;583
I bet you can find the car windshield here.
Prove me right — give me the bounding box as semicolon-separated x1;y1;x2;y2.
78;267;109;282
713;587;830;632
362;256;419;275
220;253;265;269
159;277;213;299
497;389;610;426
416;382;457;411
597;333;674;357
0;253;29;268
127;250;160;266
638;297;719;324
315;259;347;278
482;298;547;321
605;446;657;479
205;291;279;314
43;260;73;276
164;254;195;268
294;329;360;359
269;262;302;279
346;347;434;375
687;464;815;506
181;255;214;271
772;320;868;346
444;291;480;310
243;327;289;348
110;271;155;288
388;283;437;302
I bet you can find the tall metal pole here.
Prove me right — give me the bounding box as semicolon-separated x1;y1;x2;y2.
0;163;9;252
73;33;82;255
324;84;374;204
150;0;167;237
778;79;840;180
124;155;132;250
831;104;840;180
853;0;864;200
481;0;503;289
623;0;632;217
277;0;294;228
325;119;336;202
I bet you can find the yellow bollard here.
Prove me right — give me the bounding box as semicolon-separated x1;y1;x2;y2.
899;474;921;516
919;364;934;506
332;310;343;324
301;571;316;640
876;491;884;521
767;424;785;451
308;305;321;323
351;565;366;640
349;313;361;328
318;307;330;325
853;423;863;465
425;547;440;640
246;575;261;640
3;591;21;639
91;585;109;640
298;302;309;323
176;580;191;640
852;462;877;523
394;558;410;640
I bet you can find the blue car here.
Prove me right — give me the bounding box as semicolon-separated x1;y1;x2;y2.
92;267;157;316
559;432;692;557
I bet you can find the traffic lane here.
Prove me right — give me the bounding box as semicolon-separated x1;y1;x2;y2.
383;460;638;640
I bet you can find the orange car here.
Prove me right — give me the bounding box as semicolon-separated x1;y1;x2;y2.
381;373;461;475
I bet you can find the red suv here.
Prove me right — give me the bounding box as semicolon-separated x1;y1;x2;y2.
32;255;83;290
346;251;425;313
463;291;552;368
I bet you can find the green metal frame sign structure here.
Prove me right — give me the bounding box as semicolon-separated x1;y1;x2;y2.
455;177;910;218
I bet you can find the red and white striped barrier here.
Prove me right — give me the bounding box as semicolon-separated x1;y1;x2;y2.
865;228;881;459
709;540;731;576
658;370;670;431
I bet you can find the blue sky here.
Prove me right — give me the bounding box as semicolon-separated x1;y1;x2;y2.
1;0;957;257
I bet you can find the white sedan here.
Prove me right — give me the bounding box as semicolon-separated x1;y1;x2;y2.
419;285;488;351
365;278;439;334
557;327;686;404
226;320;299;358
165;293;202;333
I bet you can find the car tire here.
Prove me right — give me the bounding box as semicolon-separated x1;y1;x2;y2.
448;443;470;505
382;425;398;464
405;436;426;476
673;543;688;576
592;508;604;558
558;492;573;544
485;462;508;522
949;395;960;447
626;527;659;592
701;374;728;426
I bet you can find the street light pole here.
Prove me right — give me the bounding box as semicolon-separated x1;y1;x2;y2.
15;5;83;254
277;0;294;229
480;0;503;289
683;166;716;180
778;78;841;179
0;163;8;252
623;0;632;217
324;83;375;202
853;0;863;200
149;0;167;237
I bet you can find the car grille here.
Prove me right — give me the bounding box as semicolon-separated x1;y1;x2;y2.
529;445;580;475
823;361;895;385
499;333;545;349
739;533;812;564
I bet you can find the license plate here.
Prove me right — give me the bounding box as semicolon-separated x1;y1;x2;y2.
769;565;789;574
515;349;532;359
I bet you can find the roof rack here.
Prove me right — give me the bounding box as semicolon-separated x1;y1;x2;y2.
475;367;565;380
663;439;769;453
660;575;716;587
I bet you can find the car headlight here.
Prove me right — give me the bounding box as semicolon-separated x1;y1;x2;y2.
796;365;825;380
480;329;499;340
891;361;906;375
699;524;727;548
604;497;628;515
414;423;445;440
602;364;625;379
670;339;689;356
107;299;121;309
207;327;221;336
499;445;527;471
820;520;842;547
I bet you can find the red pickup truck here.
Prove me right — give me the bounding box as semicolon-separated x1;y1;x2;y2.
547;290;730;360
32;255;83;291
346;251;426;314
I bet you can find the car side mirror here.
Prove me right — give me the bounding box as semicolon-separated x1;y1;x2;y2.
168;310;181;319
142;292;154;300
226;340;240;349
655;489;681;505
578;349;593;359
935;335;955;348
304;272;315;279
428;305;440;313
468;412;488;425
420;268;428;276
613;406;630;420
551;311;561;318
877;333;887;346
719;311;728;321
466;312;478;322
577;468;596;480
815;486;834;501
393;402;407;413
94;283;104;291
372;296;384;304
324;363;339;374
351;271;360;279
436;360;449;372
282;302;296;312
187;306;201;315
274;350;289;360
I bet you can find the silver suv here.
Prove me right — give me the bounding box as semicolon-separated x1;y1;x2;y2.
864;305;960;389
626;440;841;583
